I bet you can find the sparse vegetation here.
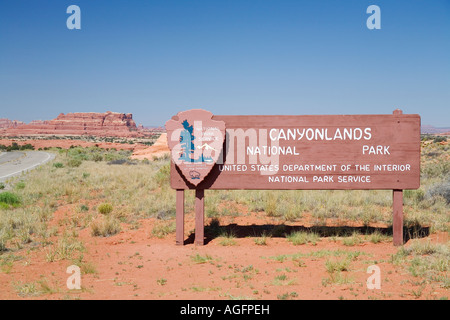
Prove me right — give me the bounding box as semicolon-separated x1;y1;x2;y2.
254;233;270;246
341;232;363;246
45;234;85;262
391;240;449;288
90;216;121;237
218;230;238;246
286;231;320;245
151;221;176;239
190;253;214;264
97;203;113;215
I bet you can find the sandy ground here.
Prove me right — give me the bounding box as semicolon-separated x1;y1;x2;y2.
0;205;447;300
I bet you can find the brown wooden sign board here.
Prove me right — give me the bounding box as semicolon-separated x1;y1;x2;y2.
166;109;421;246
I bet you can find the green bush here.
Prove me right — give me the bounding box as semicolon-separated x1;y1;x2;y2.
15;181;26;190
6;142;20;152
53;162;64;168
0;192;21;207
20;144;35;151
67;159;82;168
433;136;447;143
0;202;9;210
0;183;5;190
92;154;103;162
98;203;113;214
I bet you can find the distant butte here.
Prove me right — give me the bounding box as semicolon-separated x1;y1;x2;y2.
1;111;146;138
0;118;25;129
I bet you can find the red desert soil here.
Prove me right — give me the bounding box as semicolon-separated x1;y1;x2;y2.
0;206;447;300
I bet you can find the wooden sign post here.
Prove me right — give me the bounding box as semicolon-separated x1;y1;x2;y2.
167;109;421;246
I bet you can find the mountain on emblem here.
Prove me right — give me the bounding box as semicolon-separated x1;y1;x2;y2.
165;109;226;186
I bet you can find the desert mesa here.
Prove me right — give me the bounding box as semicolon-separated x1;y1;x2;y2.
0;111;144;138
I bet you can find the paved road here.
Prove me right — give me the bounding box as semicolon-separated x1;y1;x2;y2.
0;151;55;181
0;151;25;164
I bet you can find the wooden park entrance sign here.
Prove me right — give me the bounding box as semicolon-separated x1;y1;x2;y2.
165;109;421;246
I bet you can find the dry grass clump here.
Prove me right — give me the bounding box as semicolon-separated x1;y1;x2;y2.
151;221;176;239
90;216;121;237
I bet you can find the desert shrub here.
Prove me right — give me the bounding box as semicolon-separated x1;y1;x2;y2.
0;183;5;190
45;234;85;262
90;217;121;237
151;221;176;238
426;179;450;204
80;204;89;212
6;143;20;152
287;231;320;246
433;136;447;143
92;154;103;162
0;192;21;206
156;208;176;220
0;229;8;251
20;144;34;151
107;159;127;165
218;230;238;246
264;192;279;217
15;181;26;190
404;188;425;205
53;162;64;168
67;158;82;168
152;153;170;161
107;159;136;165
98;203;113;214
421;161;450;179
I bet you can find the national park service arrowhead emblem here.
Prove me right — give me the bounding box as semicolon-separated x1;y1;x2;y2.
165;109;226;186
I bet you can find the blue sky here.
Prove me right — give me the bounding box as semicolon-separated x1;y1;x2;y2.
0;0;449;126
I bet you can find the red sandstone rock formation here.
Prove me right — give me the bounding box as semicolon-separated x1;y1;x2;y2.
131;133;170;160
3;112;141;137
0;118;25;129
